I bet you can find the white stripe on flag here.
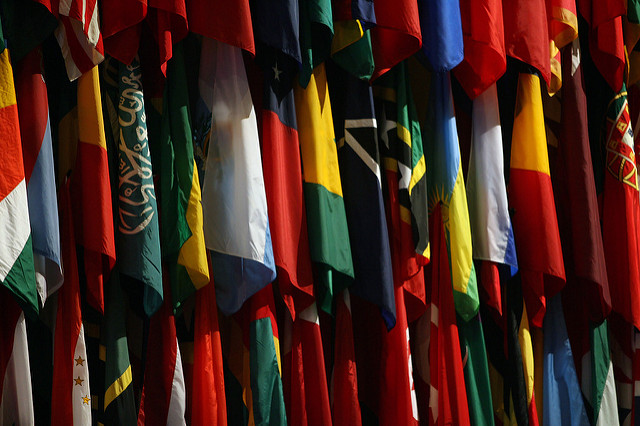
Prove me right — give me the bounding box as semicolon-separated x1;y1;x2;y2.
0;179;31;282
167;336;187;426
73;324;91;425
0;313;34;426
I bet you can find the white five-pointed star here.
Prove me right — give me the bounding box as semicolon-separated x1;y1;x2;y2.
272;62;282;81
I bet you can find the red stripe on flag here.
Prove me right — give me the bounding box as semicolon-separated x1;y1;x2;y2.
0;103;24;201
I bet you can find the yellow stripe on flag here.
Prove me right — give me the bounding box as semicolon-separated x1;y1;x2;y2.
296;64;344;197
331;20;364;54
77;66;107;150
0;50;16;109
177;160;210;289
448;168;474;296
510;74;551;175
103;365;133;409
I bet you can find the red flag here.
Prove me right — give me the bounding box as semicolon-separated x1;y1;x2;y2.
282;302;332;426
331;290;361;426
370;0;421;79
137;276;187;425
74;66;116;314
601;86;640;329
187;0;255;54
508;72;565;328
454;0;506;99
191;262;227;426
379;286;420;426
425;204;470;426
51;179;91;425
503;0;551;86
101;0;147;64
147;0;188;75
578;0;625;92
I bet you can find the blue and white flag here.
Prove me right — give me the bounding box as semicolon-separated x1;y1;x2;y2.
199;38;277;315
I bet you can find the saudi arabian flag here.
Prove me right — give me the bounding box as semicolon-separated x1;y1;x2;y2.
116;57;163;317
0;19;38;318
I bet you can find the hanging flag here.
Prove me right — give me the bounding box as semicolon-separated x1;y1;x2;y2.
187;0;254;54
502;0;551;86
191;261;227;426
328;63;395;328
425;71;478;320
295;63;354;313
114;57;163;317
298;0;334;88
418;0;464;72
454;0;506;99
35;0;104;80
508;71;565;328
370;0;421;79
145;0;188;75
378;286;420;426
99;271;137;425
101;0;147;64
281;302;332;426
330;0;376;80
220;285;287;425
51;178;91;425
199;38;276;315
577;0;625;92
137;274;187;425
0;289;34;425
546;0;577;94
0;23;39;318
250;0;315;320
542;295;590;425
466;83;518;317
331;290;362;426
601;83;640;330
73;65;117;314
552;40;611;324
457;313;495;426
14;46;63;305
138;43;210;311
413;205;470;426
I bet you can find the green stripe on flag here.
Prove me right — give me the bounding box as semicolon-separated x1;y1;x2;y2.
3;235;38;318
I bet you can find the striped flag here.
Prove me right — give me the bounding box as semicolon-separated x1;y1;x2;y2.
14;46;63;305
0;22;39;318
507;70;565;328
295;63;355;313
220;285;287;425
51;178;91;425
75;66;116;314
191;261;227;425
199;38;276;315
99;271;137;425
330;0;375;80
137;275;187;425
0;291;34;425
546;0;577;94
425;71;478;320
467;83;518;316
35;0;104;80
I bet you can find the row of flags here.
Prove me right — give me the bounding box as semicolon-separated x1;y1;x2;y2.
0;0;639;425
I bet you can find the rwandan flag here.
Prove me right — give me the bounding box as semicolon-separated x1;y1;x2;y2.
115;57;163;318
144;43;210;311
295;63;355;313
14;46;63;305
425;71;478;320
0;21;38;318
200;38;276;315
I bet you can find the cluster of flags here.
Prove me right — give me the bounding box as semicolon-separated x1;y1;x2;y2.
2;0;640;425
